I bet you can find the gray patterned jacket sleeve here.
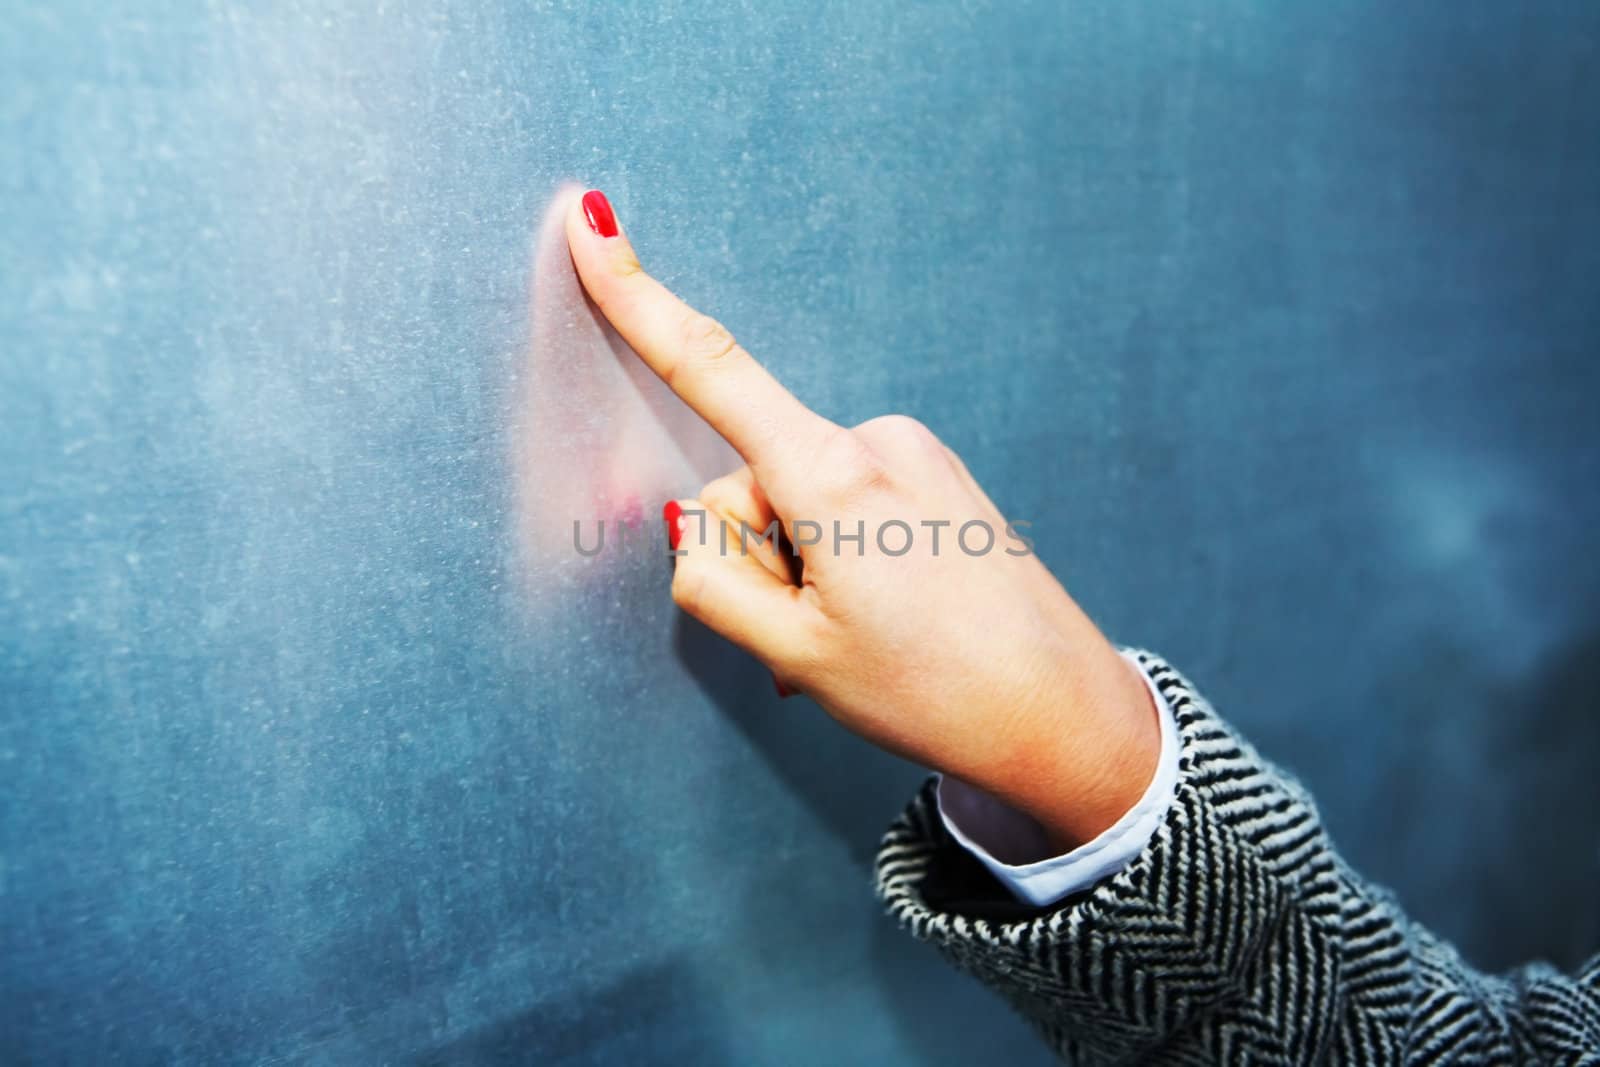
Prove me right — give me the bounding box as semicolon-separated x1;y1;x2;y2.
875;651;1600;1064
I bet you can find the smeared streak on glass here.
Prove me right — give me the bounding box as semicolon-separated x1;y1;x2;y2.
512;185;734;589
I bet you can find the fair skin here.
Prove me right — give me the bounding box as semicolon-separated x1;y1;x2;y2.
565;191;1160;851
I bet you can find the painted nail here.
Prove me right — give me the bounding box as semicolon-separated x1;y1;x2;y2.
663;500;684;551
773;673;792;699
582;189;619;238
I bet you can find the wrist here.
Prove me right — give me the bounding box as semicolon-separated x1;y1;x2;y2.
981;644;1161;851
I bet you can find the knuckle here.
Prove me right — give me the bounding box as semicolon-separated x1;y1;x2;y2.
779;643;824;688
680;313;740;364
855;414;940;452
784;608;847;686
942;443;974;477
697;474;738;510
813;426;889;499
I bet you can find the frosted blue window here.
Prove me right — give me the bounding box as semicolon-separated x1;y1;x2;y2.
4;3;1598;1062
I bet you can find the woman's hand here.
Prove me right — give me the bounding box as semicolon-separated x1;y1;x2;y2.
565;190;1158;849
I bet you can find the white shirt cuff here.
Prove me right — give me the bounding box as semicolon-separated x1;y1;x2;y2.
935;650;1179;907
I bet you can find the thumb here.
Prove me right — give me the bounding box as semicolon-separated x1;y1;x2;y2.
667;500;814;671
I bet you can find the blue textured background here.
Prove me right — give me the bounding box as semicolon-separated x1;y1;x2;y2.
4;2;1599;1063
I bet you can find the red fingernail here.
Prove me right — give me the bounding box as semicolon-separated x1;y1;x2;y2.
663;500;684;550
773;673;792;699
582;190;619;238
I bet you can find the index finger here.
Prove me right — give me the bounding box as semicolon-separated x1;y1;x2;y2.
564;188;833;483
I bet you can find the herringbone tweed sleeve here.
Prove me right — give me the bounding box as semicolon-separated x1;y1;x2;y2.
875;650;1600;1064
